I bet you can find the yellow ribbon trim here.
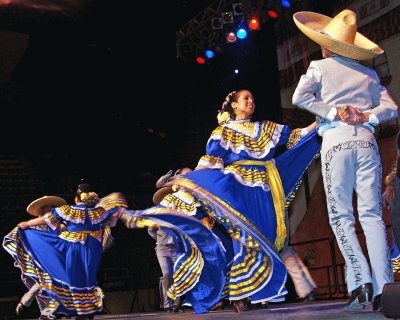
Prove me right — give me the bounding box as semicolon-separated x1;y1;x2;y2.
231;160;286;251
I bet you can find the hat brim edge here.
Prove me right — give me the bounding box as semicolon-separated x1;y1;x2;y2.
152;187;174;205
26;196;67;217
293;12;383;60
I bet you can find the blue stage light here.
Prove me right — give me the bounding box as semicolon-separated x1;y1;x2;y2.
236;28;247;39
205;49;215;59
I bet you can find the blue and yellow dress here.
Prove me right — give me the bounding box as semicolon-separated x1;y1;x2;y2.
120;201;231;314
172;120;320;304
3;193;127;317
122;119;320;312
391;234;400;274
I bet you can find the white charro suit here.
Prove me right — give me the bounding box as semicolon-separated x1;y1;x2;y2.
292;54;398;297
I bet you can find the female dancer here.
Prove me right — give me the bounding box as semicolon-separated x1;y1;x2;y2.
121;89;320;313
3;184;128;319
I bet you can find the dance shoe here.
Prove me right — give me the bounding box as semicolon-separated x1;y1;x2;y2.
232;299;250;313
172;296;183;312
16;302;28;317
372;294;382;312
344;283;372;311
210;300;224;311
38;316;56;320
302;291;316;303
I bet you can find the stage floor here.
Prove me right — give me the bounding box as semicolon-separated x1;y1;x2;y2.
27;299;390;320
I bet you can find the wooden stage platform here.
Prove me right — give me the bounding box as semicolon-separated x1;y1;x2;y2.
20;299;393;320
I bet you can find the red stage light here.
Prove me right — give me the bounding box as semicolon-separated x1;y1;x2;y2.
196;57;206;64
248;17;260;30
268;10;278;18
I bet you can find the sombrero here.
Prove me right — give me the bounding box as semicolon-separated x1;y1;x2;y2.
26;195;67;217
293;9;383;60
152;186;173;205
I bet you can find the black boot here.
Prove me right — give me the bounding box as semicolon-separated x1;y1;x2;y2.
15;302;28;317
344;283;372;311
372;294;382;312
172;296;183;313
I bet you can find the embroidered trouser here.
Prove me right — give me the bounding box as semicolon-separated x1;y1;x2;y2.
321;125;393;296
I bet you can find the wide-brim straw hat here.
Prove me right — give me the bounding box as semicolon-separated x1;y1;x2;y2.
152;186;173;205
26;196;67;216
293;9;383;60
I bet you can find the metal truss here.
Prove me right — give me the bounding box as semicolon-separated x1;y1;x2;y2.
176;0;272;62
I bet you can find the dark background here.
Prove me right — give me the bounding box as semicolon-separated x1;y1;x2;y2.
0;0;336;193
0;0;336;307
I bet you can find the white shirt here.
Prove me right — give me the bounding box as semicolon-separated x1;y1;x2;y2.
292;55;398;136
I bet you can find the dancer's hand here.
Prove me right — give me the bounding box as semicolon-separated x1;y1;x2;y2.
18;221;30;229
156;170;174;188
382;186;394;208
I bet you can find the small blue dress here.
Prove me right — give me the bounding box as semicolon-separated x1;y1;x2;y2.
391;233;400;274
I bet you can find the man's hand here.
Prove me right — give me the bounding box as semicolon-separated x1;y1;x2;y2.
338;105;364;125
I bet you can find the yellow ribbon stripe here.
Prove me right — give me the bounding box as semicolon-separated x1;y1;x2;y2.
231;160;286;251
